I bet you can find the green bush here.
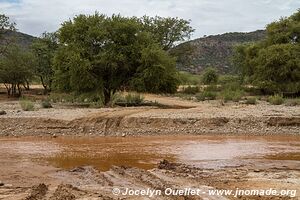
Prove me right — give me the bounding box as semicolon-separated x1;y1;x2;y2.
196;91;217;101
20;100;35;111
115;93;145;106
221;81;243;91
205;85;221;92
202;67;219;85
125;93;144;105
218;75;240;85
182;86;199;94
268;94;285;105
245;97;257;105
41;100;53;108
178;71;202;85
285;99;300;106
220;90;244;102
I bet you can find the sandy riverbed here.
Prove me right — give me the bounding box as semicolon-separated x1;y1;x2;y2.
0;94;299;136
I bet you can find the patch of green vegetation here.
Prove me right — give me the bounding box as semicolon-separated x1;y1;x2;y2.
220;89;244;102
178;71;202;85
245;97;257;105
196;91;217;101
182;86;200;94
41;100;52;108
115;93;145;107
20;99;35;111
201;67;219;85
268;94;285;105
47;92;104;108
285;99;300;106
218;75;240;85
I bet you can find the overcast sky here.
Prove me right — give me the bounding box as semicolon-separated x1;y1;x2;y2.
1;0;299;39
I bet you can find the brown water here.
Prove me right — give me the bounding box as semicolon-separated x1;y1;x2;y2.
0;135;299;171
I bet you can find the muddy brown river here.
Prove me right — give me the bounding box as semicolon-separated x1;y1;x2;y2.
0;135;299;171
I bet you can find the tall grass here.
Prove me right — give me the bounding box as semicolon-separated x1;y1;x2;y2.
20;99;35;111
268;94;285;105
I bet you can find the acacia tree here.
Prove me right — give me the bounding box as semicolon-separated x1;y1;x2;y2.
31;32;58;93
0;14;16;55
53;14;182;105
0;45;35;97
140;16;194;50
233;9;300;94
202;67;219;85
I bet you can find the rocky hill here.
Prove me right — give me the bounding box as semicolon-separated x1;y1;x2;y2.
0;30;266;74
0;30;36;50
173;30;266;74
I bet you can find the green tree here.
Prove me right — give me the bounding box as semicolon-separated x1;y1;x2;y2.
202;67;219;85
0;45;35;97
140;16;194;50
0;14;16;55
31;32;58;93
53;14;181;105
130;44;179;93
233;9;300;94
253;44;300;93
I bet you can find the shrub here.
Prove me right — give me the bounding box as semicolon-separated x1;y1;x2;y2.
182;86;199;94
285;99;300;106
196;91;217;101
41;100;53;108
245;97;257;105
20;100;35;111
218;75;240;85
221;81;243;91
220;89;244;102
205;85;220;92
202;67;219;85
268;94;285;105
178;71;202;85
115;93;145;106
125;93;144;105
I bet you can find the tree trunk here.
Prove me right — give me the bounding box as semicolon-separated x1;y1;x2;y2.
4;83;11;97
17;83;22;97
41;76;50;95
12;84;16;97
103;89;111;106
23;80;30;91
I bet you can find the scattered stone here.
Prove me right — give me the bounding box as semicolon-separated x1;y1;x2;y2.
122;133;126;137
0;181;4;186
52;134;57;138
49;184;77;200
25;183;48;200
158;160;177;170
254;169;260;173
0;110;6;115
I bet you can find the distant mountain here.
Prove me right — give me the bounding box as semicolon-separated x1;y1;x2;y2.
173;30;266;74
0;30;36;50
0;30;265;74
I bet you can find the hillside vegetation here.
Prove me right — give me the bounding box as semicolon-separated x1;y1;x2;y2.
0;30;35;50
172;30;266;74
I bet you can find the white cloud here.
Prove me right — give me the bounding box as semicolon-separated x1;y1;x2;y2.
1;0;299;38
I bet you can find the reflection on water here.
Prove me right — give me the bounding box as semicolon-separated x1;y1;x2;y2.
0;135;299;171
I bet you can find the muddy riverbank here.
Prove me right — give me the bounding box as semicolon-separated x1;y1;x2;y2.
0;135;299;200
